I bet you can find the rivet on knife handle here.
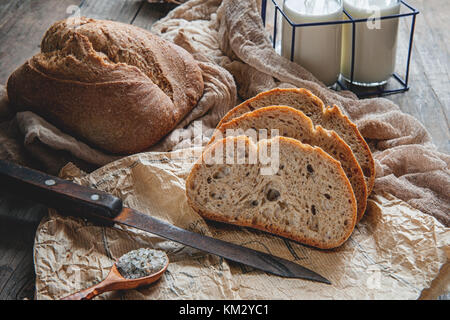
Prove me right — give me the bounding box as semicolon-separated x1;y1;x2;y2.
0;159;122;221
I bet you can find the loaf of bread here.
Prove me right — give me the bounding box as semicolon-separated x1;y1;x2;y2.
217;88;375;194
210;106;367;222
7;17;204;154
186;136;357;249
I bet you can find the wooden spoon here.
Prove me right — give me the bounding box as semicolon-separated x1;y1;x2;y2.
61;256;169;300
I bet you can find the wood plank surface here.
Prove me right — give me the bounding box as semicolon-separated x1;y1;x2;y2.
78;0;144;23
0;0;448;300
389;0;450;154
0;0;82;85
132;2;177;29
0;195;46;300
0;0;83;300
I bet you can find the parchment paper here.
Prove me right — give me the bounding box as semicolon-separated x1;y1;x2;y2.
34;150;449;300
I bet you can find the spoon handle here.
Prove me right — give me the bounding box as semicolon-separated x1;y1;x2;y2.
61;280;113;300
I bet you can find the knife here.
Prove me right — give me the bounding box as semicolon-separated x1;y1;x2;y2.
0;159;330;284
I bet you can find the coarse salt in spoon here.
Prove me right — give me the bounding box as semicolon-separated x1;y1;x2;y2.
61;248;169;300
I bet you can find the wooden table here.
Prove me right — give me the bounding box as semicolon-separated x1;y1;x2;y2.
0;0;448;300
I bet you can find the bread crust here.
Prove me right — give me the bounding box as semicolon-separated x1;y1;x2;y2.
186;136;357;249
217;88;375;195
323;104;375;195
7;18;204;154
217;88;324;127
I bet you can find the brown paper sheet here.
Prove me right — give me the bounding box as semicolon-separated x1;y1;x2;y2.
34;149;449;300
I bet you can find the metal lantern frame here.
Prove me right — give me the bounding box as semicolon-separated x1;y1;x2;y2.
260;0;420;97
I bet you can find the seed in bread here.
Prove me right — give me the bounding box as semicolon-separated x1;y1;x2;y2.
186;136;357;249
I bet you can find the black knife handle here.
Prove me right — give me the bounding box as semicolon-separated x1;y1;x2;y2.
0;159;123;222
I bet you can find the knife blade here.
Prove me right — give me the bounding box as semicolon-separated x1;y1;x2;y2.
0;159;330;284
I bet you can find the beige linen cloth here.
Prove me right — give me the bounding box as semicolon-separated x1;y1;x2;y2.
0;0;448;299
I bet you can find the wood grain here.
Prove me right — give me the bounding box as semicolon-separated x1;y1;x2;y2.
0;194;46;300
0;0;82;86
0;0;82;300
132;2;177;29
77;0;145;23
0;0;448;300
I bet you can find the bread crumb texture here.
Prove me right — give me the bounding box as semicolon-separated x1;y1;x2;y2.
218;88;375;194
186;136;357;249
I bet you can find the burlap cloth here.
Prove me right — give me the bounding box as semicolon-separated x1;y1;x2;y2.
0;0;448;299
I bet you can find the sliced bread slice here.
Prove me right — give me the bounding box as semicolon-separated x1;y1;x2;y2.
186;136;357;249
210;106;367;222
217;88;375;194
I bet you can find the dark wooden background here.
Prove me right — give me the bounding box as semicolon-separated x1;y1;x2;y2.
0;0;448;300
